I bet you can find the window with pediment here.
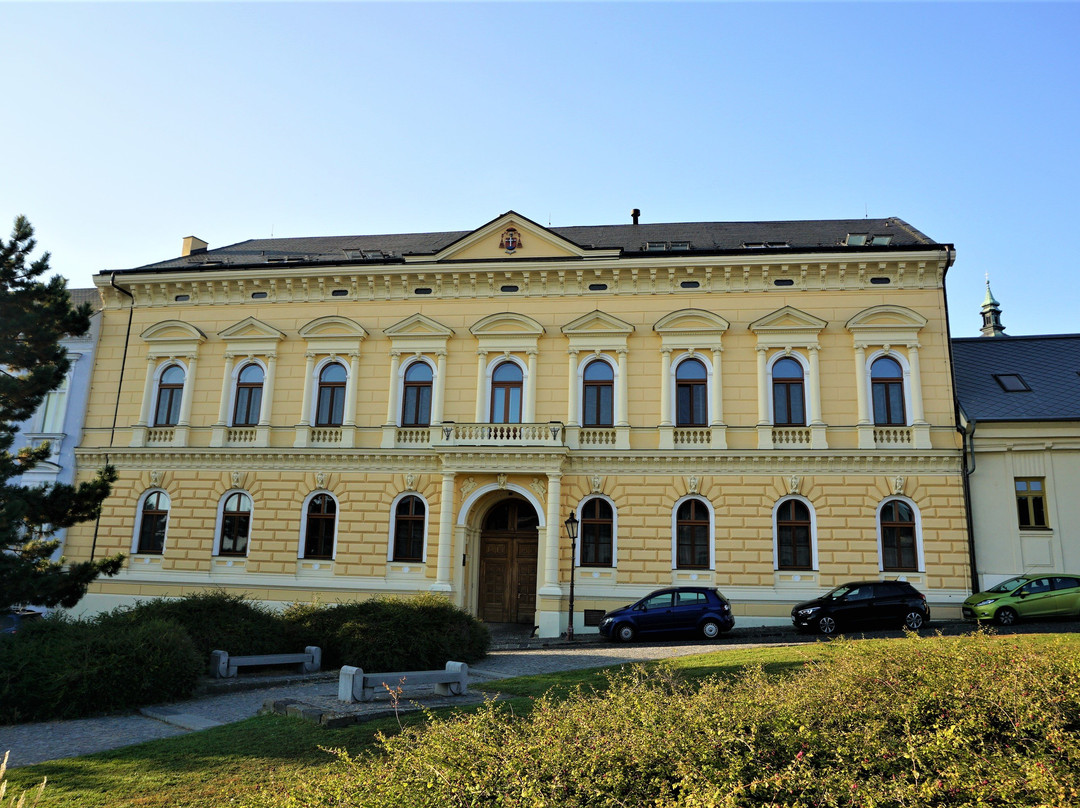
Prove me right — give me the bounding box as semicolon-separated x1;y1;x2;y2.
401;361;433;427
771;356;806;426
315;363;347;427
232;363;264;427
675;358;708;427
490;362;523;424
582;360;614;427
154;365;185;427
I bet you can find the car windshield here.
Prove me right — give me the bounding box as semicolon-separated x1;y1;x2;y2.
985;576;1029;594
824;585;854;600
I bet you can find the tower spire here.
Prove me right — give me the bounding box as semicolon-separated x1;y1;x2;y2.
980;275;1006;337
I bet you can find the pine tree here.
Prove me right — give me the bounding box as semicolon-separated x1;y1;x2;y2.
0;215;121;610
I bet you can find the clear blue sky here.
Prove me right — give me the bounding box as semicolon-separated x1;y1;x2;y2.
4;2;1078;338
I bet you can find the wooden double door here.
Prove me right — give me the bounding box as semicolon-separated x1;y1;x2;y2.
477;499;539;625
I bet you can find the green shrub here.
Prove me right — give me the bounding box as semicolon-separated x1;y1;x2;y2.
95;589;284;664
282;593;489;670
0;615;201;724
330;632;1080;807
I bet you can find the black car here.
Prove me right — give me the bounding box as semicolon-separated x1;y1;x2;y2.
599;586;735;642
791;580;929;635
0;609;44;636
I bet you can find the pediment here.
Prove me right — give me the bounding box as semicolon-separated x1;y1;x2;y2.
298;316;368;340
418;211;612;263
470;312;545;338
561;311;635;337
846;305;927;331
749;306;828;334
141;320;206;343
653;309;731;336
383;313;455;339
217;317;286;342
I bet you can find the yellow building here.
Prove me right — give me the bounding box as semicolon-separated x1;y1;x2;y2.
66;211;970;634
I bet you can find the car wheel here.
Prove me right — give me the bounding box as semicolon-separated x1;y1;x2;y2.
903;610;925;631
817;615;837;635
616;623;636;642
995;607;1018;627
700;619;721;640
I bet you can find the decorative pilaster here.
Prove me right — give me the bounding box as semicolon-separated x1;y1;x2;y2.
474;351;488;422
294;352;316;448
566;350;579;426
524;349;538;422
909;343;931;448
431;472;455;593
256;353;276;447
174;354;197;447
756;347;773;449
854;343;874;448
131;356;157;447
211;353;236;447
540;473;563;594
808;346;827;449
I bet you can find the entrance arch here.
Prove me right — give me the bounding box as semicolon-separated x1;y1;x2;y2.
476;497;540;624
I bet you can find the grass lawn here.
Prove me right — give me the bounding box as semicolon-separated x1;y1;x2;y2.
4;632;1078;807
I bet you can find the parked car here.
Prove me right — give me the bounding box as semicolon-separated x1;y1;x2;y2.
791;580;929;635
962;574;1080;625
0;609;44;636
598;586;735;642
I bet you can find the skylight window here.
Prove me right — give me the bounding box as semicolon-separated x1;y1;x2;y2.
871;235;893;246
993;374;1031;392
670;242;691;251
742;242;767;249
646;242;667;251
845;234;869;246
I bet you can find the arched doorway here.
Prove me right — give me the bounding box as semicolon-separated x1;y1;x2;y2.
477;498;539;624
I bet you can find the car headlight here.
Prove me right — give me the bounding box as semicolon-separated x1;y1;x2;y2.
797;607;819;616
600;617;612;626
975;599;997;607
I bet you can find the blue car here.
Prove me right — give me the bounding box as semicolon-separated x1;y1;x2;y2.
598;586;735;642
1;610;43;636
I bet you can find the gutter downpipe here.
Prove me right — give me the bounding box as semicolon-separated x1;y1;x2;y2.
940;244;979;592
88;273;134;561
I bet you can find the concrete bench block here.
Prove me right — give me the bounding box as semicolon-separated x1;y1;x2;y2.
338;661;469;703
210;647;322;679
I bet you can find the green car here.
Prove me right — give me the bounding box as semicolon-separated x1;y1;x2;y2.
962;575;1080;625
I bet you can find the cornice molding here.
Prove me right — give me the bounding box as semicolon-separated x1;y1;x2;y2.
95;252;950;310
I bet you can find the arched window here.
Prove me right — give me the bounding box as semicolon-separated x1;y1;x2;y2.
879;499;918;571
490;361;523;424
582;360;614;427
154;365;185;426
871;356;906;426
217;492;252;556
136;490;170;554
772;357;805;426
580;497;614;567
675;497;711;569
315;363;347;427
392;495;426;562
232;364;264;427
675;358;708;427
775;499;812;570
401;362;433;427
303;493;337;559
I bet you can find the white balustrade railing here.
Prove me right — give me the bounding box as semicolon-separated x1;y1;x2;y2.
439;422;564;447
874;426;912;446
772;427;811;447
578;428;617;446
146;427;175;444
673;428;711;446
310;427;343;444
395;428;430;446
227;427;257;444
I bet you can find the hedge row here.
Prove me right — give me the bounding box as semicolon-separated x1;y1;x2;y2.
0;591;488;724
331;632;1080;807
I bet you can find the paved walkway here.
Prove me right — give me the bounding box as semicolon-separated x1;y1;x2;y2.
0;634;796;768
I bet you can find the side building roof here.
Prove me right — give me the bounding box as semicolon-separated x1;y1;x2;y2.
951;334;1080;422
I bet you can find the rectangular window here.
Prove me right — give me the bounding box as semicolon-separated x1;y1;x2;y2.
1016;478;1048;528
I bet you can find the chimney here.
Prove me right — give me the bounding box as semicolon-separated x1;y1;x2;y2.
631;209;640;225
182;236;208;257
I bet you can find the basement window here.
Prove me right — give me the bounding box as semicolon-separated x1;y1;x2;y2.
774;278;794;287
414;287;432;295
588;283;608;291
993;374;1031;392
680;280;700;289
870;277;891;285
500;285;519;293
251;292;268;299
174;294;190;302
331;289;349;297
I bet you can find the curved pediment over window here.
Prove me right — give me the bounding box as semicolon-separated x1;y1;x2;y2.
846;305;927;347
653;309;729;352
470;312;544;355
140;320;206;357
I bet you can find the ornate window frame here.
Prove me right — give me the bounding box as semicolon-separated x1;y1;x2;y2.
670;494;715;571
213;489;254;557
766;351;809;427
876;496;924;573
772;494;818;571
575;494;618;568
132;488;171;556
388;491;429;563
299;490;339;561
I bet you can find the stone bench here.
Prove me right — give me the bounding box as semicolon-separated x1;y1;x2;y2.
338;661;469;703
209;646;322;678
